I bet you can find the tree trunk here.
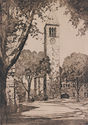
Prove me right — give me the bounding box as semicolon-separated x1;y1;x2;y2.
59;67;62;99
0;77;7;107
34;78;37;98
43;74;47;100
0;70;7;124
76;77;80;102
27;80;31;101
27;90;30;101
77;89;80;102
38;77;41;96
59;76;62;99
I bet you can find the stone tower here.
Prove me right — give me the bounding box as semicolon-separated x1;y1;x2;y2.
44;24;60;98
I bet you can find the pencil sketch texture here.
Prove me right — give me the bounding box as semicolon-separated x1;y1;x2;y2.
0;0;88;125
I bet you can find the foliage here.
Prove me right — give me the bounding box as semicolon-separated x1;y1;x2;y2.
59;0;88;34
0;0;56;75
0;0;55;120
15;50;45;100
62;52;88;101
0;0;87;79
36;56;51;77
15;50;45;76
0;0;87;114
62;52;88;83
15;52;51;100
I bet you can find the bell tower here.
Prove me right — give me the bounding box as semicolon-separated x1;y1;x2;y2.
44;24;60;97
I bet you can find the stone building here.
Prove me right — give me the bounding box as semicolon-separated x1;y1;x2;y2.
44;24;60;77
44;24;60;98
61;81;88;100
6;65;19;106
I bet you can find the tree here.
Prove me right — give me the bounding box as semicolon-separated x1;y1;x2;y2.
14;76;26;103
62;52;88;102
0;0;87;109
59;66;62;98
36;56;51;100
59;0;88;34
0;0;57;122
24;68;33;101
0;0;87;123
15;50;45;100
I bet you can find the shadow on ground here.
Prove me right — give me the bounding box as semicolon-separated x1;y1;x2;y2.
6;117;88;125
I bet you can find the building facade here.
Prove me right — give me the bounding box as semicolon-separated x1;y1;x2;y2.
61;82;88;100
6;65;19;106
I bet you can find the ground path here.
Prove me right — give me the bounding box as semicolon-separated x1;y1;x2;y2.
21;99;88;120
6;99;88;125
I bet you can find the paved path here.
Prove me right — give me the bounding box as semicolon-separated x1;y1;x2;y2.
21;99;88;120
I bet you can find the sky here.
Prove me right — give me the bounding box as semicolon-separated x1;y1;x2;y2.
24;5;88;66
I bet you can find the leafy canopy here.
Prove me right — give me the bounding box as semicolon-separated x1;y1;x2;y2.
62;52;88;83
59;0;88;34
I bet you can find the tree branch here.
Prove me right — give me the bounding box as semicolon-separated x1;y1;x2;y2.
21;82;28;92
6;10;35;72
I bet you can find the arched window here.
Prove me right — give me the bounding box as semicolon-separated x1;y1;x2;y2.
49;27;56;37
51;28;54;37
53;28;56;37
49;27;52;37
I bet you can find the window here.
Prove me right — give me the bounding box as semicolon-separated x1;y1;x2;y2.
84;84;88;88
66;84;68;87
73;83;75;87
60;84;62;88
84;92;87;98
49;27;56;37
62;84;65;88
53;28;56;37
49;27;52;37
73;93;75;97
68;84;70;88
